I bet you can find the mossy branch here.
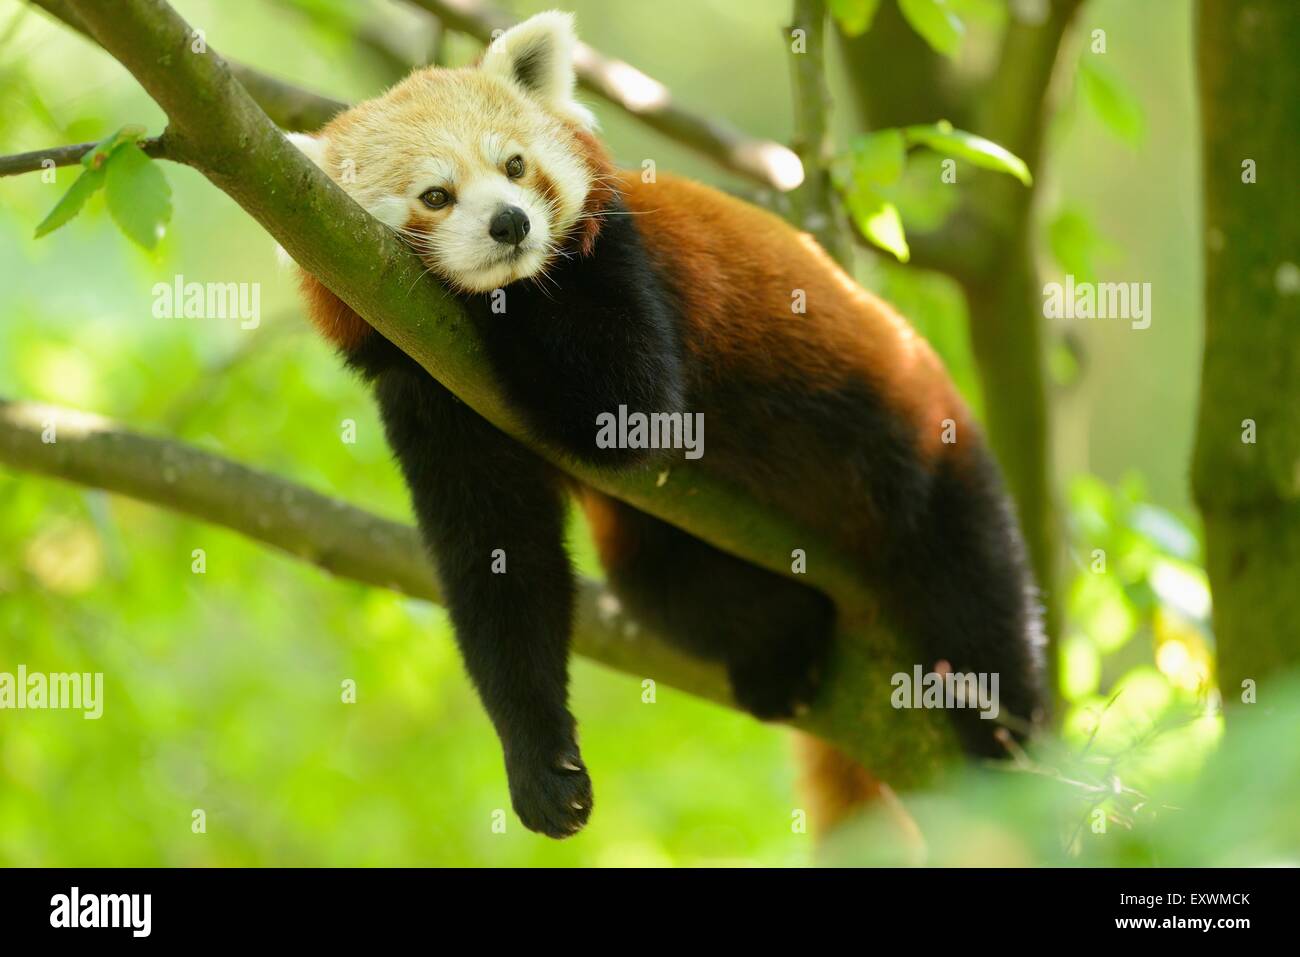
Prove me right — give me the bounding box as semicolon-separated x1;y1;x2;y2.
0;398;728;705
0;137;167;177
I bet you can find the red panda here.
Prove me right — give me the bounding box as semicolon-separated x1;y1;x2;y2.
285;11;1045;839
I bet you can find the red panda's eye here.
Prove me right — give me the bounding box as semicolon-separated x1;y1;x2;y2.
419;188;452;210
506;155;525;179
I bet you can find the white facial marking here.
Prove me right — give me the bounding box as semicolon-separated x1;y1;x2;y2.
364;195;411;229
430;172;553;293
414;156;457;189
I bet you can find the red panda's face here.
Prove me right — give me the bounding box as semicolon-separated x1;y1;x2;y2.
287;12;601;294
389;102;595;294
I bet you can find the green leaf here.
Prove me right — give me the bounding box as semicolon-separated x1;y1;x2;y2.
33;124;155;239
1048;207;1100;283
81;124;147;170
897;0;965;58
1078;59;1144;146
829;0;882;36
848;129;906;187
104;142;172;250
844;184;910;262
904;119;1033;186
33;164;107;239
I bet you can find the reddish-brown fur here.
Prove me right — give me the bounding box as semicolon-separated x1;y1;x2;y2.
578;485;637;570
614;171;974;465
296;271;372;353
569;128;619;257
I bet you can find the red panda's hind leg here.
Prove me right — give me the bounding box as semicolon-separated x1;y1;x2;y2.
582;490;835;720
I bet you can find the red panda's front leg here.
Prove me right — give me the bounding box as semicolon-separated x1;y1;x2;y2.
372;354;592;838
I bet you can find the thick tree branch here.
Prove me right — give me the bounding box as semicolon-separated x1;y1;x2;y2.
46;0;957;782
404;0;804;191
0;398;729;703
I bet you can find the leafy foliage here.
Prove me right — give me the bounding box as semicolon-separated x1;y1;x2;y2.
823;477;1299;867
33;126;171;249
903;120;1032;185
32;164;106;239
820;682;1297;866
897;0;964;58
835;121;1030;260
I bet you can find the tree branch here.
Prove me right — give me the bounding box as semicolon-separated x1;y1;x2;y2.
882;212;994;284
0;398;730;704
829;5;1012;286
403;0;805;192
0;136;167;177
47;0;957;783
966;0;1087;244
787;0;851;265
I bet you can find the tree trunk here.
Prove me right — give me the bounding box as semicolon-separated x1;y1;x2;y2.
1193;0;1300;703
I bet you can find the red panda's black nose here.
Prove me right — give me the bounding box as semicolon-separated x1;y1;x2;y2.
489;205;531;246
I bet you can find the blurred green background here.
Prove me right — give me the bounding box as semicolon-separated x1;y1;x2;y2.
0;0;1288;866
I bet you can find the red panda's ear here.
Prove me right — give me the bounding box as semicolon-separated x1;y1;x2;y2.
481;11;596;130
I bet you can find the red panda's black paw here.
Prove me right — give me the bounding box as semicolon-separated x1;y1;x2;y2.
727;655;825;722
506;749;594;839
